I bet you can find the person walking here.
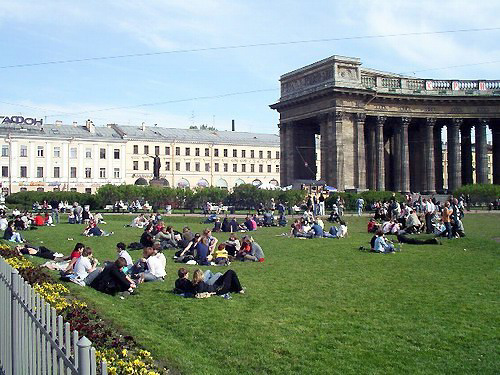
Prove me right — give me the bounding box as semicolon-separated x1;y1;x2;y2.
356;197;364;216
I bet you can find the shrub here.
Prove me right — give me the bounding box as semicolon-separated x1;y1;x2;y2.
325;191;404;211
454;184;500;205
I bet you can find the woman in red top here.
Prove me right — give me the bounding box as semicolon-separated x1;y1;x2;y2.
64;243;85;273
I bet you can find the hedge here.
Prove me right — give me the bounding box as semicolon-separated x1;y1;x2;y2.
454;184;500;205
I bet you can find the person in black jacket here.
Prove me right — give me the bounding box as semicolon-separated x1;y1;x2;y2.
191;269;243;295
140;224;154;248
173;268;195;295
90;258;136;295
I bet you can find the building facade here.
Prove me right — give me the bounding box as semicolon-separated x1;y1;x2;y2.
0;118;280;194
270;55;500;193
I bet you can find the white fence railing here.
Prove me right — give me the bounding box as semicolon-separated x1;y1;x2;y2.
0;256;107;375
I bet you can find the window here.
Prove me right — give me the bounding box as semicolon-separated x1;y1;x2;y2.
114;168;120;179
113;149;119;159
214;163;219;172
20;145;27;157
233;164;237;172
37;167;43;178
20;187;27;192
85;168;91;179
175;162;180;171
186;162;190;171
251;164;255;173
85;148;92;158
276;151;280;159
214;149;219;157
241;164;246;173
144;145;149;154
53;167;60;178
53;147;60;158
195;163;200;172
175;147;180;156
133;161;138;170
185;147;190;156
70;167;77;178
233;149;237;157
259;164;263;173
37;146;44;157
223;163;228;172
259;151;263;159
1;145;8;157
70;188;77;192
267;165;272;173
1;166;8;177
20;166;27;178
223;149;228;157
144;161;149;170
155;146;160;155
99;168;106;178
241;150;246;158
165;161;170;171
267;151;272;159
165;146;170;155
85;188;92;194
251;150;255;158
100;148;106;159
53;188;60;192
195;148;200;156
205;163;210;172
276;165;280;173
205;148;210;157
133;145;138;154
36;187;44;192
70;147;77;159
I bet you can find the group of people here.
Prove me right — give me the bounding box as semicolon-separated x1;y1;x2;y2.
290;217;348;239
211;213;287;233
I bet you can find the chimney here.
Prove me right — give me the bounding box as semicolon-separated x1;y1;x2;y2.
231;119;235;132
85;119;95;134
141;122;146;131
72;121;78;127
55;120;62;126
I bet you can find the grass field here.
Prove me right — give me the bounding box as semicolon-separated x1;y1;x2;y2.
19;213;500;375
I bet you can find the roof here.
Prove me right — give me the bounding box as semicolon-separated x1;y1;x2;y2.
115;125;280;146
0;123;123;141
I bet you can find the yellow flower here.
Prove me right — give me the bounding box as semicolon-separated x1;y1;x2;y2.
122;349;128;357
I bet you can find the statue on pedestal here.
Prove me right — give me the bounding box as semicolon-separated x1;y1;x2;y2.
149;155;161;180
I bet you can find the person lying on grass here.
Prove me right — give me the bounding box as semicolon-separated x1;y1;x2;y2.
90;257;136;296
15;244;65;260
82;220;113;237
191;268;244;297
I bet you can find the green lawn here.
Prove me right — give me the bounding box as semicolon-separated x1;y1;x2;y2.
21;213;500;375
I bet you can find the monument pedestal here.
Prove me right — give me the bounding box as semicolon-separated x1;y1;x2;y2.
149;178;168;187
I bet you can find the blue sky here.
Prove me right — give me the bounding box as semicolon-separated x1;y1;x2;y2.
1;0;499;134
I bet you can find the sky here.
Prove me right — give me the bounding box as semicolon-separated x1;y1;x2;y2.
1;0;499;135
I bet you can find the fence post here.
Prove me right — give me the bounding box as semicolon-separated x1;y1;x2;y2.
10;269;19;375
77;336;92;375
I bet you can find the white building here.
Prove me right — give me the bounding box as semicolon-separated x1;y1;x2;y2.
0;118;280;194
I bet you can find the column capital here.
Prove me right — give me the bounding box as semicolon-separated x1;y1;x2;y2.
354;112;366;122
425;118;437;127
334;111;343;122
478;118;489;127
400;117;411;127
451;118;463;127
376;116;386;127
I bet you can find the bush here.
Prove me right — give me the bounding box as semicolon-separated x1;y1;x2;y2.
325;191;404;211
6;191;99;210
454;184;500;205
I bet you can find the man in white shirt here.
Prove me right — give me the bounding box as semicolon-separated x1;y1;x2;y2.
116;242;133;268
0;216;8;231
73;247;101;285
140;246;166;282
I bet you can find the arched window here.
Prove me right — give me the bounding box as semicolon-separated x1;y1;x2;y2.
216;178;228;188
134;178;148;186
177;178;190;188
197;179;209;188
252;179;262;187
270;179;279;186
234;178;245;187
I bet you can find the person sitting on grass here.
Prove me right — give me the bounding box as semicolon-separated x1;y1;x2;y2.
140;224;155;248
155;226;177;249
73;247;102;285
3;221;25;243
224;233;240;256
191;268;244;297
195;236;211;266
175;233;201;263
116;242;133;269
367;218;379;233
83;220;113;237
173;267;195;296
90;257;136;296
373;230;396;253
237;236;265;262
33;213;45;226
136;246;166;282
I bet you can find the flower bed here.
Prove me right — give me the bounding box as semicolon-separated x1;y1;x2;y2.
0;244;167;375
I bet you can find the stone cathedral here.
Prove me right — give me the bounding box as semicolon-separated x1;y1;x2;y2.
270;55;500;193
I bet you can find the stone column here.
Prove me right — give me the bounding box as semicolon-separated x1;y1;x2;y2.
367;122;376;190
375;116;386;191
283;121;296;186
333;111;344;190
475;119;489;184
424;118;436;194
434;124;444;193
318;113;329;183
400;117;410;193
393;125;402;192
461;123;473;185
279;122;287;185
354;113;366;190
491;121;500;185
447;118;462;192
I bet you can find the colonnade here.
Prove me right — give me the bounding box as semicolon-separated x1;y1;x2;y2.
279;114;499;192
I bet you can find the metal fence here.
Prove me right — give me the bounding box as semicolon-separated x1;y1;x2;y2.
0;256;107;375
